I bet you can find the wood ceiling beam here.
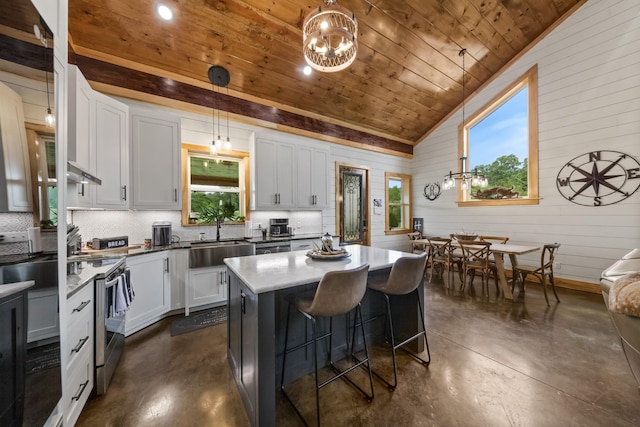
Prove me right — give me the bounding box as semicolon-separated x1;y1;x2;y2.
72;54;413;157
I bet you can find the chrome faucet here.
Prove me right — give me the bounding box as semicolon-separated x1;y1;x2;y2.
216;216;223;242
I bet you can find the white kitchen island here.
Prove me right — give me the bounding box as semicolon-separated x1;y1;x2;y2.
224;245;424;426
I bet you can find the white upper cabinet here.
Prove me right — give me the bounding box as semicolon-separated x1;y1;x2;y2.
0;82;33;212
93;92;129;209
254;139;296;209
252;138;329;211
296;146;329;209
67;65;93;208
130;110;181;210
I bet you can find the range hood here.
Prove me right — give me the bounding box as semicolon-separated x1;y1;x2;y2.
67;160;102;185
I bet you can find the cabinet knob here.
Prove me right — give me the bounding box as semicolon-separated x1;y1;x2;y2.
122;185;127;201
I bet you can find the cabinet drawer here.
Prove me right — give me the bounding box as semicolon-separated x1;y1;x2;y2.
65;311;93;371
64;350;93;427
67;283;93;324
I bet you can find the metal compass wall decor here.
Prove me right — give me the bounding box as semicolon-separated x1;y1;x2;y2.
556;150;640;206
423;182;441;201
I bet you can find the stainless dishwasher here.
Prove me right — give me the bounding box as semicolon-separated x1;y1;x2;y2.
255;240;291;255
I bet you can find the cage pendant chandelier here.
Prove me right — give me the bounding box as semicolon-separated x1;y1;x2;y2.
303;0;358;72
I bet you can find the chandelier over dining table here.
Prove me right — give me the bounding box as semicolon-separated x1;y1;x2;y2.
443;48;488;191
302;0;358;72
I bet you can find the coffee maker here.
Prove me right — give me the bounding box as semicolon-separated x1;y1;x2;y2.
269;218;289;236
152;221;172;246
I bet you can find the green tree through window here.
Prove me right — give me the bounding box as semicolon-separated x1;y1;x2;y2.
459;65;539;205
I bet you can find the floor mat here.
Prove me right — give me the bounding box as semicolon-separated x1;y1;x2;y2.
170;306;227;336
26;342;61;373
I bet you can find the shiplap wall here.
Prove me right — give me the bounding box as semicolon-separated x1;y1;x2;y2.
412;0;640;284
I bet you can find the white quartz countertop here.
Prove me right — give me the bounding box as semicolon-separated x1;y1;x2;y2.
0;280;35;299
224;245;412;294
66;257;125;298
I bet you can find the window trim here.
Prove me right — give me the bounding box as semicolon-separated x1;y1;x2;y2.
384;171;412;235
180;143;250;226
458;65;539;206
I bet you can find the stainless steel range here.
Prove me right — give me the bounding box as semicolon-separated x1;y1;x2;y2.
93;257;127;396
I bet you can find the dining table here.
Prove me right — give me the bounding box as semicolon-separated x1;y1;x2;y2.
413;239;540;299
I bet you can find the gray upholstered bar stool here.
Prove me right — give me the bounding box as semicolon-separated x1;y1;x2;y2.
280;263;374;426
366;252;430;390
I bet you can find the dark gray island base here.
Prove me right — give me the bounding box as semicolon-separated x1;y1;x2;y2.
225;245;425;426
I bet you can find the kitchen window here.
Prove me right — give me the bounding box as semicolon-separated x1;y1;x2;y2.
181;145;249;225
385;172;411;234
459;65;539;206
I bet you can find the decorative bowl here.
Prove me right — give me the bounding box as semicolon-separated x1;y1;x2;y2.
452;233;478;241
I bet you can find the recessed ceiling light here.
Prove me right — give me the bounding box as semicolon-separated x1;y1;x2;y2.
157;4;173;21
303;66;312;76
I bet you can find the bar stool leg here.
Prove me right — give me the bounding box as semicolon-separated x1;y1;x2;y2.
312;316;320;427
282;307;374;426
356;304;375;401
367;289;431;391
384;293;399;390
280;300;292;392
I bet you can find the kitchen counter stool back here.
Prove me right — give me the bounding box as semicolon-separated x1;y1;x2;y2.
280;263;374;426
365;253;430;390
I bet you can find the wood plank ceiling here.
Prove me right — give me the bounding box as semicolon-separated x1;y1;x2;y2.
68;1;587;155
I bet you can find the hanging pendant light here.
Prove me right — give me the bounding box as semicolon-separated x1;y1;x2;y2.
208;65;231;154
443;49;488;191
44;73;54;128
41;26;54;128
303;0;358;73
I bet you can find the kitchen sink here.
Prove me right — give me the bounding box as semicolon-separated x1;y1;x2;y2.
189;241;255;268
0;258;58;290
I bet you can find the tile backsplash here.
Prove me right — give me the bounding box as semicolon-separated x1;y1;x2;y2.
0;213;34;255
68;210;324;246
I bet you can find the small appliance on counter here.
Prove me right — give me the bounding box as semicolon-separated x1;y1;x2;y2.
91;236;129;250
66;223;82;256
27;226;42;254
152;221;172;246
244;220;253;238
269;218;290;237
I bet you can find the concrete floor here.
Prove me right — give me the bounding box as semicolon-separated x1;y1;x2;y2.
77;275;640;426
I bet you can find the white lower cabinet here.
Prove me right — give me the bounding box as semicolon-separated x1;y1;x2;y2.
27;288;59;343
185;266;227;315
125;252;170;336
64;283;94;427
169;249;189;311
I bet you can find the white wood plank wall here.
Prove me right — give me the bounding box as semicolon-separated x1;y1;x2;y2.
411;0;640;285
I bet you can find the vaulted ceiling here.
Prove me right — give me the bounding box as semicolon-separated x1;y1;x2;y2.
4;0;587;156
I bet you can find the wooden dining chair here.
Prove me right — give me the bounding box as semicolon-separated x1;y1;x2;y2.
407;232;426;254
426;237;462;284
479;236;509;293
457;240;493;295
512;243;561;305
